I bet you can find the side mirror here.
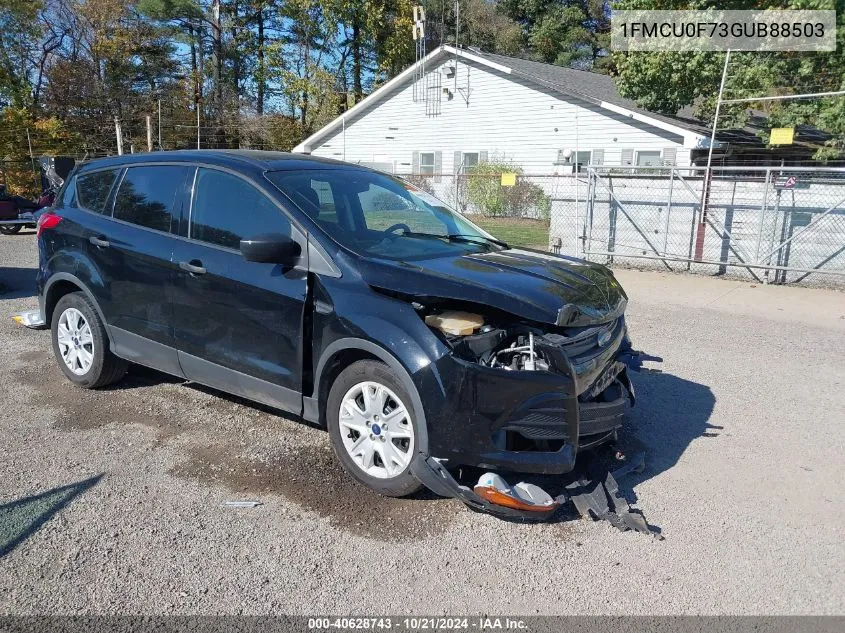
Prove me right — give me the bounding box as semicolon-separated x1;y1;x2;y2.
240;233;301;264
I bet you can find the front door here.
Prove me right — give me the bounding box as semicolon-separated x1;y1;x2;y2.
171;167;308;413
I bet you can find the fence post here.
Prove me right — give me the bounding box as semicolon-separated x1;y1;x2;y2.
662;168;675;259
586;170;595;260
754;169;771;264
606;174;616;264
763;188;783;284
686;171;701;270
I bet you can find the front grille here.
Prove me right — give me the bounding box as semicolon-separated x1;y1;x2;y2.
560;317;624;363
537;317;626;387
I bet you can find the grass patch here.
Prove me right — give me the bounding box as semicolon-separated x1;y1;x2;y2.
467;215;550;250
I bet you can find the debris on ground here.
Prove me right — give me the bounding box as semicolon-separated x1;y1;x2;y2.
221;500;263;508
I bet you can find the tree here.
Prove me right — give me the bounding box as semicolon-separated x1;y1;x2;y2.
498;0;611;69
465;158;551;219
612;0;845;159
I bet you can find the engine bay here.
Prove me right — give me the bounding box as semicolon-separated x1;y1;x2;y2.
419;307;586;374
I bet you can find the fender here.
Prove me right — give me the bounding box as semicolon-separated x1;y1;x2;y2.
41;272;115;347
306;337;430;456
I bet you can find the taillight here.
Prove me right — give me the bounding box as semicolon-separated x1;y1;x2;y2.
36;212;62;237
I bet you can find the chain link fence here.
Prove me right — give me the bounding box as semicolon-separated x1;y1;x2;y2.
579;166;845;286
396;166;845;287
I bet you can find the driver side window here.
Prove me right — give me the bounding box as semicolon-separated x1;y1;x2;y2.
358;183;445;235
191;168;290;250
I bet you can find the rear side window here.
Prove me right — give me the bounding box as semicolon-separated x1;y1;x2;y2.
75;170;118;214
191;168;290;250
113;165;190;233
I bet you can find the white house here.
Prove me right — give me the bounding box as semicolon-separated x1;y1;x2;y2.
293;45;713;174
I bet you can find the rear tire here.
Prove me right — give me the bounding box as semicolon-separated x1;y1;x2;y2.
327;359;423;497
51;292;127;388
0;225;22;235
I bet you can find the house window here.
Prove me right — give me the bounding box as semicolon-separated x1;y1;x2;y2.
636;150;662;167
462;152;479;170
574;150;591;172
420;152;436;176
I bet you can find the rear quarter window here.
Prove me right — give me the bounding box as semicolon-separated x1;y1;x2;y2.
75;170;119;214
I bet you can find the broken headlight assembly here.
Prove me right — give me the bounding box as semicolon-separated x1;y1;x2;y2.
421;307;557;372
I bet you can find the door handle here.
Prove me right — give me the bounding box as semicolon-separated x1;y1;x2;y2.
89;235;110;248
179;260;207;275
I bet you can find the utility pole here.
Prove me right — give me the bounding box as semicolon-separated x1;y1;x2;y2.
26;128;38;191
114;116;124;155
454;0;460;92
693;49;730;263
197;103;201;150
146;115;153;153
158;99;162;149
701;49;731;222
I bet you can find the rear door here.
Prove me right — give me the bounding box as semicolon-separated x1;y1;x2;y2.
85;164;192;375
171;167;308;412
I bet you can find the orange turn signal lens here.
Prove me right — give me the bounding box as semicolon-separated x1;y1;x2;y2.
473;485;561;512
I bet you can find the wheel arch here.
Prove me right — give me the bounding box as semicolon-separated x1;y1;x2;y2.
308;338;430;456
43;273;114;347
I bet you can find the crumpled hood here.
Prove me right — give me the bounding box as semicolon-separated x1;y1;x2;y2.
358;248;627;327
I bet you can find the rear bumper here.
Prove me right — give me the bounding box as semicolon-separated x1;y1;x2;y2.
417;343;634;475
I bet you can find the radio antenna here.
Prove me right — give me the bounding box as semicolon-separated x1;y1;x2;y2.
412;4;427;102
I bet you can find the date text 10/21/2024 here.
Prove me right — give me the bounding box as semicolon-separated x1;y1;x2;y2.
307;617;529;630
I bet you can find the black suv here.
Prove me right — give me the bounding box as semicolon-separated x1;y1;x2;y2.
37;150;634;502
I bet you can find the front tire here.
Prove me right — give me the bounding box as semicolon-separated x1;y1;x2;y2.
51;292;127;388
327;359;423;497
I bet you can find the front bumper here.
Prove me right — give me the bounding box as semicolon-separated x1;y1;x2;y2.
417;321;634;475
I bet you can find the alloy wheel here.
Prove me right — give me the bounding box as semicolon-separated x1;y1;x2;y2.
57;307;94;376
338;381;415;479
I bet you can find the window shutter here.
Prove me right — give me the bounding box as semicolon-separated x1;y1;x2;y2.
621;149;634;166
412;151;420;176
434;151;442;182
454;151;462;174
662;147;677;166
479;151;488;163
592;149;604;166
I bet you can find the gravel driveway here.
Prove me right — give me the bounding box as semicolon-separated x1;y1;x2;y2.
0;231;843;615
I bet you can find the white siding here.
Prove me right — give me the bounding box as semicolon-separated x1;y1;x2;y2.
308;57;690;173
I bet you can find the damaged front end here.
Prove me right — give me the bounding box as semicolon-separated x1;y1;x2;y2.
402;296;658;533
414;299;636;477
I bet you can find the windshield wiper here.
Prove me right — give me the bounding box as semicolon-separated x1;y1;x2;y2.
398;231;509;249
402;231;510;248
446;234;509;248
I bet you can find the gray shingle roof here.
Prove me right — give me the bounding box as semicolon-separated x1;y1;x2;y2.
467;49;704;133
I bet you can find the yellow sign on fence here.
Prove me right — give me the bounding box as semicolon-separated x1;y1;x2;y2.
770;128;795;145
501;172;517;187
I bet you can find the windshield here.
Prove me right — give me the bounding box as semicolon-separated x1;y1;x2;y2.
265;168;505;260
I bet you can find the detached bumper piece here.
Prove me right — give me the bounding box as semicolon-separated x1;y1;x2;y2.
566;452;662;538
12;309;47;329
411;456;562;522
412;451;662;537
